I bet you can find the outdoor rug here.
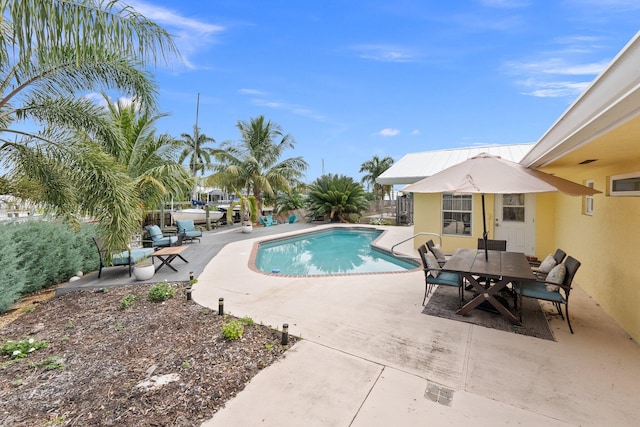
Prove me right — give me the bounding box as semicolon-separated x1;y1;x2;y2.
422;285;555;341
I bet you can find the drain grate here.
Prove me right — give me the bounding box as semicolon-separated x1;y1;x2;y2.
425;382;454;406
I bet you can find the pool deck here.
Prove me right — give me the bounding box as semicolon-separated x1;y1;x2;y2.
195;223;640;427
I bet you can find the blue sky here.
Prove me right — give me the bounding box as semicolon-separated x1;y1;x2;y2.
126;0;639;183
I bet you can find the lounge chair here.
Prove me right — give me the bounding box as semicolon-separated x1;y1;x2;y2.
145;225;180;248
288;213;300;224
93;237;154;278
513;256;581;333
176;219;203;243
259;216;278;227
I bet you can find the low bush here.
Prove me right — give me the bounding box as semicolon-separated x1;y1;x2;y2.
0;221;98;313
221;320;244;341
148;281;175;302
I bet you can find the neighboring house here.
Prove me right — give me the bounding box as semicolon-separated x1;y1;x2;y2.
379;32;640;342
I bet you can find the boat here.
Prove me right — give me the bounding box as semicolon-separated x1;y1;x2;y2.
170;208;224;225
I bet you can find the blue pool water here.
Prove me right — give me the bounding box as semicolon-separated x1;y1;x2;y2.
255;227;419;276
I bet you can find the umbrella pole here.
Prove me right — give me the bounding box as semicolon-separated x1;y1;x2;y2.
482;194;488;261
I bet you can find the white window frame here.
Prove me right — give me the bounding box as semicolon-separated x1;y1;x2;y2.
610;172;640;196
584;180;594;215
442;193;472;236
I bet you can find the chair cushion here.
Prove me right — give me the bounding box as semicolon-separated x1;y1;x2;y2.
515;281;567;304
154;235;178;246
111;248;154;266
183;230;202;238
545;263;566;292
176;219;195;233
431;244;446;262
537;254;556;273
424;251;441;278
428;271;459;287
147;225;163;239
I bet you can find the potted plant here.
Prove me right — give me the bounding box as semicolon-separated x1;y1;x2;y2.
227;192;258;234
133;256;155;281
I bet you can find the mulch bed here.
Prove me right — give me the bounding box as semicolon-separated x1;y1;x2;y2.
0;283;298;426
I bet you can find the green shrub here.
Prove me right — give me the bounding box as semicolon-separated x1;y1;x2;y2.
120;294;139;309
148;281;175;302
1;337;49;360
221;320;244;341
0;221;98;313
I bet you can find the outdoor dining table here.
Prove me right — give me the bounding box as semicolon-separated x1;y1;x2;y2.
442;248;536;324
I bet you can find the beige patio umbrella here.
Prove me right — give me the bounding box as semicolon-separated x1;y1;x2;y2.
402;153;601;259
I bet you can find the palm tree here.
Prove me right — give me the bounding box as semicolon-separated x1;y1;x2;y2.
213;115;308;211
99;94;193;210
306;174;368;223
359;155;395;200
178;125;217;199
0;0;179;252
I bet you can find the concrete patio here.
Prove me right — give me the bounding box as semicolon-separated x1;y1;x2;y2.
194;224;640;426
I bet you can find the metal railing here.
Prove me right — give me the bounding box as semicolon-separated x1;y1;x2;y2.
390;232;443;258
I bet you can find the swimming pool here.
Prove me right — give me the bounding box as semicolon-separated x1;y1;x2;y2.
255;227;419;276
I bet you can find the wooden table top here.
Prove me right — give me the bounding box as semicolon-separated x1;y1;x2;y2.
152;245;189;256
444;248;535;281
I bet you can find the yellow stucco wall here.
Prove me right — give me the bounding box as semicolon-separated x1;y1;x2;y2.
412;193;494;253
533;193;557;260
413;192;557;258
546;162;640;342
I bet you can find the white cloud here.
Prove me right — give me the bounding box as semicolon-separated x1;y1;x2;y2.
85;93;140;110
518;79;590;98
248;97;327;122
510;58;609;76
351;44;419;63
377;128;400;137
128;1;225;69
238;88;267;96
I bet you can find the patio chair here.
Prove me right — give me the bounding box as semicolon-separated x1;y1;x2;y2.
531;248;566;279
477;238;507;251
474;238;507;288
425;239;447;266
418;245;463;306
145;224;180;248
92;237;154;278
288;213;300;224
176;219;203;243
513;255;581;333
259;215;278;227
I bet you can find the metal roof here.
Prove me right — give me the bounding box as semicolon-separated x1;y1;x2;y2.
376;143;536;185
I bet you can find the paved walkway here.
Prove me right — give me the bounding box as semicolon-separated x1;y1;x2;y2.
56;222;318;295
192;224;640;427
56;223;640;426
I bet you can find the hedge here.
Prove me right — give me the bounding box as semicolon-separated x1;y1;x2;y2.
0;221;98;313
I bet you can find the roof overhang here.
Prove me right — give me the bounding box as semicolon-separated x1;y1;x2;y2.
521;31;640;169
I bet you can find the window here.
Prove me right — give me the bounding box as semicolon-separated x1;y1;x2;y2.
502;194;525;222
584;180;594;215
610;172;640;196
442;193;472;235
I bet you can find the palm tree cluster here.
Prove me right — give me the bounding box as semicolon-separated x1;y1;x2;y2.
359;155;395;201
0;0;395;250
209;115;308;211
0;0;180;252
